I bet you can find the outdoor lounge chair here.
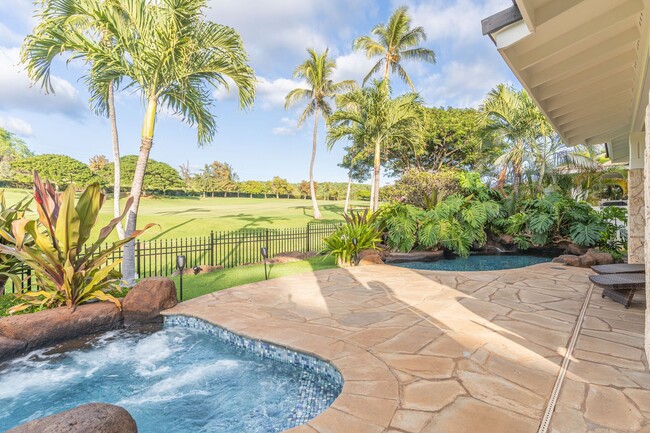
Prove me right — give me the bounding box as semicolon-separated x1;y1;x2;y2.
588;273;645;309
591;263;645;274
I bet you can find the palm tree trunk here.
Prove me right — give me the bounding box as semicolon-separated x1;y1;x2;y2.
310;111;322;219
372;137;381;212
496;166;507;191
344;175;352;214
513;163;521;198
369;170;375;209
122;95;157;285
108;83;125;240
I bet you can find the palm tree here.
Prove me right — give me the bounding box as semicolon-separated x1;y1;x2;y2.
353;6;436;90
478;84;538;198
22;0;127;238
26;0;256;283
285;49;355;219
328;80;423;211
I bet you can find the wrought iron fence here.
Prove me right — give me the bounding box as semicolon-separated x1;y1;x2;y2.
4;222;340;294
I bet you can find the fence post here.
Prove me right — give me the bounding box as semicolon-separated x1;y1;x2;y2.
210;230;215;266
136;240;141;279
265;228;270;255
306;224;310;252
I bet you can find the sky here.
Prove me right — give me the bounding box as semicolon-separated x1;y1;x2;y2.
0;0;517;183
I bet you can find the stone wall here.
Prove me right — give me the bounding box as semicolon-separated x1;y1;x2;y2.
628;168;645;264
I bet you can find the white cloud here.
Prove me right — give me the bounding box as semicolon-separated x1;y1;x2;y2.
0;47;87;119
0;116;33;136
272;116;299;136
421;60;509;108
400;0;511;46
257;76;305;110
332;51;376;85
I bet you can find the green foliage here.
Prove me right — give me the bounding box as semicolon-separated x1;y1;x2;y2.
0;174;154;314
11;154;100;190
376;203;422;252
494;193;625;250
0;128;33;182
382;169;464;208
269;176;292;197
0;191;32;294
99;156;183;193
377;172;500;256
323;210;382;265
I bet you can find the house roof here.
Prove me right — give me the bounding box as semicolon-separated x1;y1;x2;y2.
483;0;650;164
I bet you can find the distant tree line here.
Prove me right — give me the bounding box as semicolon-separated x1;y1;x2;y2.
0;132;370;200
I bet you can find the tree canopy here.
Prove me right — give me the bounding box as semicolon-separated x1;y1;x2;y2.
11;154;99;190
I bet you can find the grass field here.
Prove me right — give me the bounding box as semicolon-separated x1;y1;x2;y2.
0;255;338;316
3;188;366;241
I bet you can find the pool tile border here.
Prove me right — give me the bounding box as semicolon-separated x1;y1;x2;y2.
163;315;343;429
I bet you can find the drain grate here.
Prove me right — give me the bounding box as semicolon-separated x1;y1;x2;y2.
537;283;594;433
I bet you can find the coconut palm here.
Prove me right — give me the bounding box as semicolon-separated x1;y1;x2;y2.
22;0;127;238
285;49;355;219
353;6;436;90
25;0;256;283
328;81;423;211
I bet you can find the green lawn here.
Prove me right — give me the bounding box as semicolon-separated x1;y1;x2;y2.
170;255;337;300
3;188;366;241
0;255;338;316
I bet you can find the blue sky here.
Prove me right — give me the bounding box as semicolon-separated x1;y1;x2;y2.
0;0;516;183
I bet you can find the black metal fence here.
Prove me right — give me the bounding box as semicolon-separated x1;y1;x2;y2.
4;222;340;294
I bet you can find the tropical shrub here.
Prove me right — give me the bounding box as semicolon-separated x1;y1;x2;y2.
0;174;154;314
493;193;626;250
381;168;465;208
323;210;382;265
377;172;501;256
0;191;32;295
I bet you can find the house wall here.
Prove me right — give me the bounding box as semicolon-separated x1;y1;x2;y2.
628;168;645;264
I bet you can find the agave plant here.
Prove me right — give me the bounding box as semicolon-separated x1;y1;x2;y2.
0;191;32;295
0;174;154;313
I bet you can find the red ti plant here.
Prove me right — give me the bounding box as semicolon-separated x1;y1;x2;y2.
0;173;155;313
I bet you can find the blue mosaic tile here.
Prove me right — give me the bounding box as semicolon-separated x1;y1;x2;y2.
163;315;343;428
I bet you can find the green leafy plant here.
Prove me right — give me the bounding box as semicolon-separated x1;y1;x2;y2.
418;194;501;257
376;203;423;252
0;191;32;295
0;173;154;314
323;210;382;265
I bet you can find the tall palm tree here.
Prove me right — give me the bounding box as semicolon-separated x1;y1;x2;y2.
285;49;355;219
478;84;538;198
353;6;436;90
25;0;256;283
328;80;423;211
22;0;127;238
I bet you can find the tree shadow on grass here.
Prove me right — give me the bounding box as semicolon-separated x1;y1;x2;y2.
218;213;289;229
155;208;211;216
150;218;196;240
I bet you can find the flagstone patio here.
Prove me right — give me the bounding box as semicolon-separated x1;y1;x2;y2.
164;262;649;433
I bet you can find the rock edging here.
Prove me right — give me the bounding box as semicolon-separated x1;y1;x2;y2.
5;403;137;433
0;277;178;362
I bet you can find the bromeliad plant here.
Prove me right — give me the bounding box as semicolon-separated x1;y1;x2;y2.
0;174;154;314
323;209;383;265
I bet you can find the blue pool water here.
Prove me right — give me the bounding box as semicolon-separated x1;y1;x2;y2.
394;254;551;271
0;319;342;433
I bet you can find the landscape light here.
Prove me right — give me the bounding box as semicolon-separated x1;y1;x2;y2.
261;247;269;280
176;255;186;301
352;238;359;266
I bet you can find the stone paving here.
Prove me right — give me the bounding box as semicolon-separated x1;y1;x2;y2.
164;262;649;433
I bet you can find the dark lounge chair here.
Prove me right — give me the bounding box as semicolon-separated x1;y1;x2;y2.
591;263;645;274
588;273;644;309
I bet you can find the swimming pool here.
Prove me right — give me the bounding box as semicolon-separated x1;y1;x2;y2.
0;316;342;433
393;254;551;271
